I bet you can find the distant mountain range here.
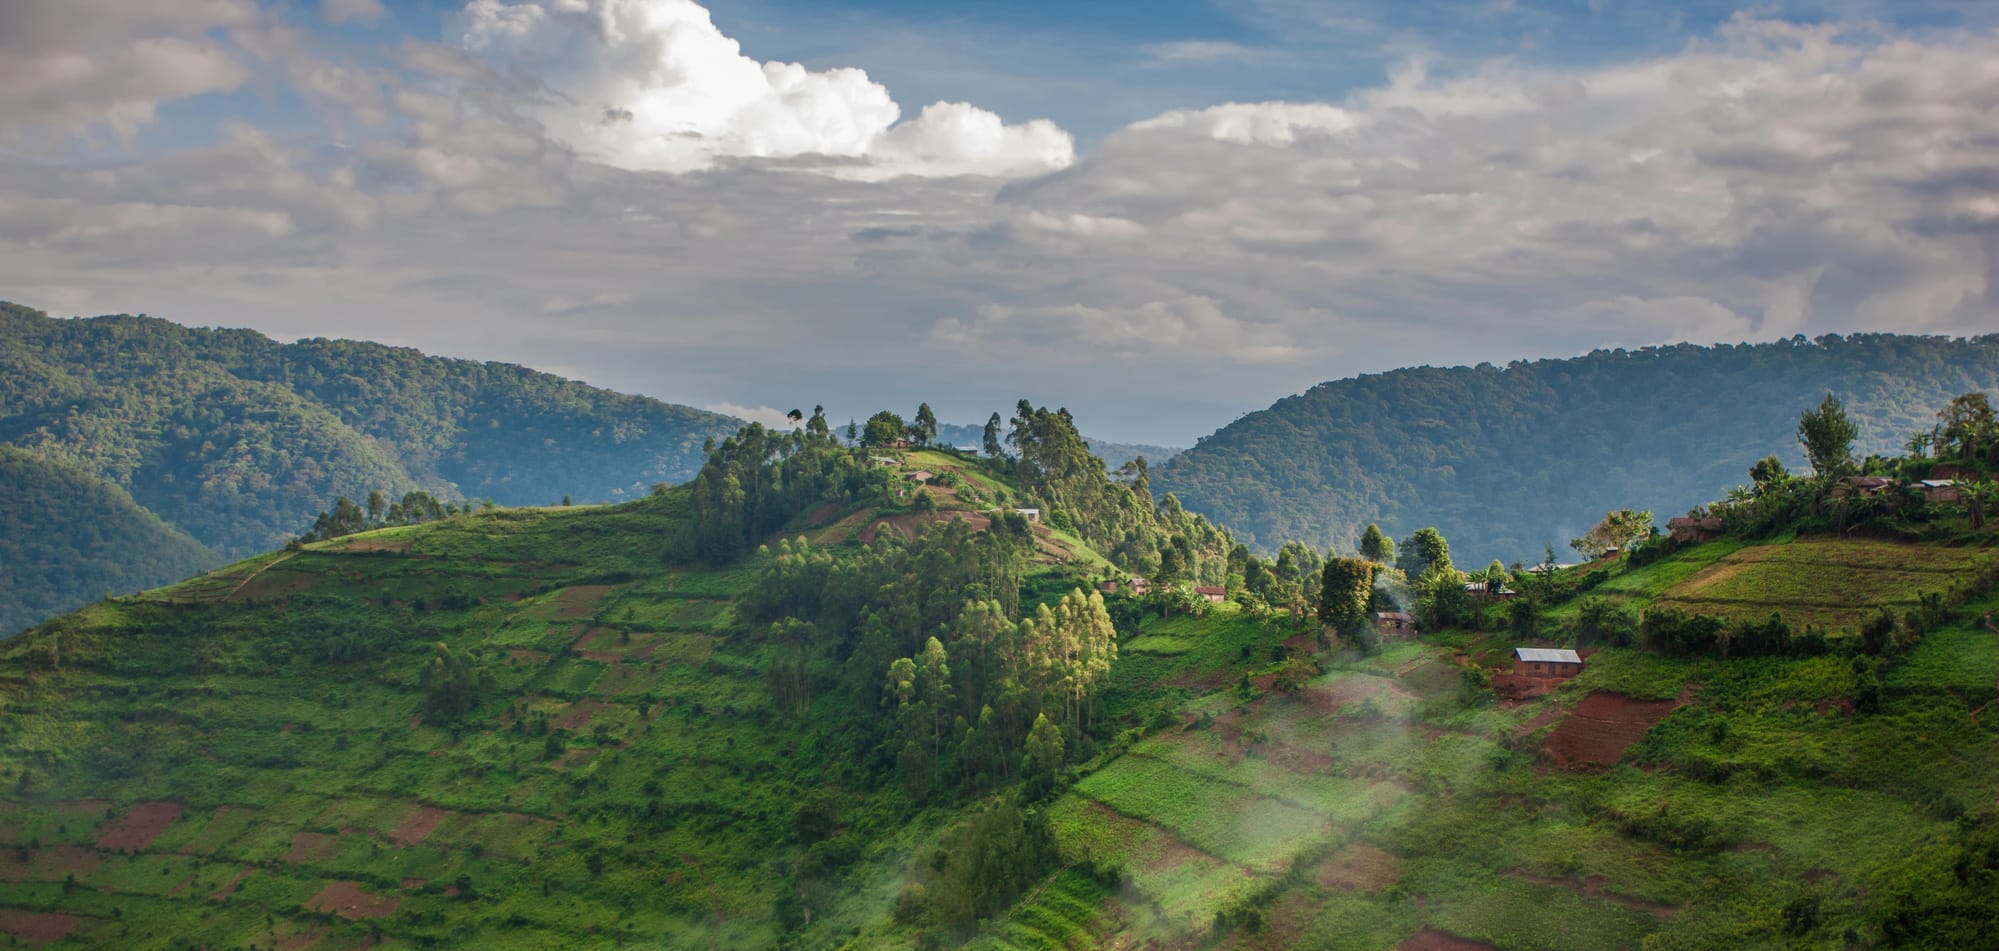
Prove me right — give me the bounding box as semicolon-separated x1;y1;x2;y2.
1152;333;1999;565
0;301;742;632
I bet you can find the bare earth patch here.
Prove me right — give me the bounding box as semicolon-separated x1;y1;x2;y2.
95;801;182;852
285;832;339;864
305;881;401;920
1316;844;1406;892
389;806;449;847
555;698;614;730
0;846;102;883
0;910;83;944
548;586;613;621
1398;926;1500;951
1542;690;1686;770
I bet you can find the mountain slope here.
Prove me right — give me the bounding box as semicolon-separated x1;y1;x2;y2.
0;301;743;630
1153;333;1999;562
0;447;218;635
5;417;1997;949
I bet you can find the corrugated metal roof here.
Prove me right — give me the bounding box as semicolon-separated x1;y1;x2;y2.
1515;647;1581;664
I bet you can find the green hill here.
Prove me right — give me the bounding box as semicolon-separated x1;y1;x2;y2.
1152;333;1999;563
0;448;219;635
4;405;1997;950
0;300;743;631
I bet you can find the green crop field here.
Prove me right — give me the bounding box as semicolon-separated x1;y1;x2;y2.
1651;539;1996;631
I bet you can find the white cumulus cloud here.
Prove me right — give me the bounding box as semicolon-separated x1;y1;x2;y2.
455;0;1074;178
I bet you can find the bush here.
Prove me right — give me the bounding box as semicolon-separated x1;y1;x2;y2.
1573;597;1636;647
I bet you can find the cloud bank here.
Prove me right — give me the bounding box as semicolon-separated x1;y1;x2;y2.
0;3;1993;443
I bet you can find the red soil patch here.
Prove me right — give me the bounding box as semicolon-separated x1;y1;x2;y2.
227;569;320;603
554;698;613;730
0;910;83;944
1514;703;1566;736
400;878;425;889
0;846;101;883
305;882;401;920
1541;690;1686;770
285;832;339;864
210;867;254;901
165;875;195;898
509;649;549;665
329;535;412;553
389;807;449;847
1163;668;1232;690
1398;927;1499;951
95;801;182;852
503;591;523;602
1315;844;1405;892
275;922;331;951
801;503;839;527
548;585;613;621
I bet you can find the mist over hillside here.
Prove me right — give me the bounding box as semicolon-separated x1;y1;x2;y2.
1152;334;1999;564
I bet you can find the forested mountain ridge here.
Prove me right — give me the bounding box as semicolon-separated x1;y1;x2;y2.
0;448;219;635
0;301;741;630
1152;333;1999;563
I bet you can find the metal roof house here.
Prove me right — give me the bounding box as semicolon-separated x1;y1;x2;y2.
1514;647;1583;678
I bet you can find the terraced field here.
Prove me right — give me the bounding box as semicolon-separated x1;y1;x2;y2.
1652;538;1996;631
0;503;921;949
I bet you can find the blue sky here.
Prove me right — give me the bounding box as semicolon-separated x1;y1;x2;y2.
2;0;1996;443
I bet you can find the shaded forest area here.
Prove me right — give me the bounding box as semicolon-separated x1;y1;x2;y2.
1155;333;1999;563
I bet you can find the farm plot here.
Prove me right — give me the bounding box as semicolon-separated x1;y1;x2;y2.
1541;691;1685;770
1652;540;1991;631
1073;754;1330;873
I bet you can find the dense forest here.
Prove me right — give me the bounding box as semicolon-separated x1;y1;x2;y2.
1154;333;1999;563
0;448;217;634
0;301;742;630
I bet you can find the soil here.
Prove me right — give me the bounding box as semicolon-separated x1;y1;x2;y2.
1541;690;1686;770
285;832;339;864
389;806;449;847
1315;844;1405;892
548;585;613;621
0;910;83;944
554;698;613;730
1398;927;1499;951
508;649;550;665
95;801;182;852
801;503;839;526
0;846;102;883
304;881;401;920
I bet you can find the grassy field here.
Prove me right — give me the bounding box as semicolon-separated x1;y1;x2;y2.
1650;538;1995;631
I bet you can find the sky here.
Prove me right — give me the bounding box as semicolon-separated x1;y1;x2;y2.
2;0;1996;445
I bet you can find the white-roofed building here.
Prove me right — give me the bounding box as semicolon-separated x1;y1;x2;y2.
1514;647;1583;678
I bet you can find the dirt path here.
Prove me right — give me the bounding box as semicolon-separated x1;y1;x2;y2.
221;553;296;602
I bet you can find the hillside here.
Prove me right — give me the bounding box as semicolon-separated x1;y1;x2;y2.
1153;333;1999;563
0;301;742;631
0;448;219;635
5;405;1998;949
0;406;1239;948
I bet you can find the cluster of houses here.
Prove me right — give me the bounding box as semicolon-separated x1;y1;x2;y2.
1100;578;1227;602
